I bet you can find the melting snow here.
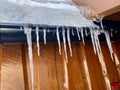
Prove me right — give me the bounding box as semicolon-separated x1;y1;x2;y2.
0;0;96;27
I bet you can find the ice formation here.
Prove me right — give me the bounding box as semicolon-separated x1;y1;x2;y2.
35;26;40;56
24;26;34;90
43;28;47;44
62;28;68;63
56;27;62;55
104;31;113;60
80;28;85;45
76;28;81;40
67;28;72;57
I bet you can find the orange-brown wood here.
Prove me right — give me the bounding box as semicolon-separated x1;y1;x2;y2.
33;44;40;90
84;42;106;90
55;43;67;90
0;41;120;90
1;44;24;90
0;45;2;90
67;42;86;90
77;42;92;90
38;43;58;90
21;44;29;90
101;42;119;81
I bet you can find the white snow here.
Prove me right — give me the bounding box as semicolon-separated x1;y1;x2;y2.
24;26;34;90
0;0;96;27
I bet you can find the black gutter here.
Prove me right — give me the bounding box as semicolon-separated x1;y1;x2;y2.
0;20;119;43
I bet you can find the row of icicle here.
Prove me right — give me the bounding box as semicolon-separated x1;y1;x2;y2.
23;25;115;90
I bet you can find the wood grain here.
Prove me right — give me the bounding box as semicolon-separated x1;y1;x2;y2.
0;45;2;90
1;44;24;90
0;41;120;90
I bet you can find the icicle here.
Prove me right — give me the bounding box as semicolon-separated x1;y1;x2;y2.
110;30;113;37
62;27;68;63
63;59;68;89
85;28;88;36
93;29;111;90
90;29;96;54
99;17;113;60
43;28;46;44
24;26;34;90
95;30;102;55
67;27;72;57
56;27;61;55
47;28;50;33
35;26;40;56
79;28;85;45
104;30;113;60
20;26;23;31
72;28;74;36
100;18;104;31
83;56;92;90
76;27;81;40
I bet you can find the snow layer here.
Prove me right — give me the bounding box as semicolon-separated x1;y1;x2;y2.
0;0;96;27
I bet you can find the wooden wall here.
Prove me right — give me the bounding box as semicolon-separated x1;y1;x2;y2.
0;41;120;90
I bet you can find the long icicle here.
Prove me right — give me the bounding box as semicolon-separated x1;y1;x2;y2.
92;29;111;90
104;30;113;60
62;27;68;63
90;29;96;54
67;27;72;57
43;28;46;44
36;26;40;56
99;17;113;60
56;27;61;55
24;26;34;90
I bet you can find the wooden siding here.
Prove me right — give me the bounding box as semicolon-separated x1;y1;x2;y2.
0;41;120;90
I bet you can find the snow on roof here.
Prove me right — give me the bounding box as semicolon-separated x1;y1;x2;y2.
0;0;96;27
